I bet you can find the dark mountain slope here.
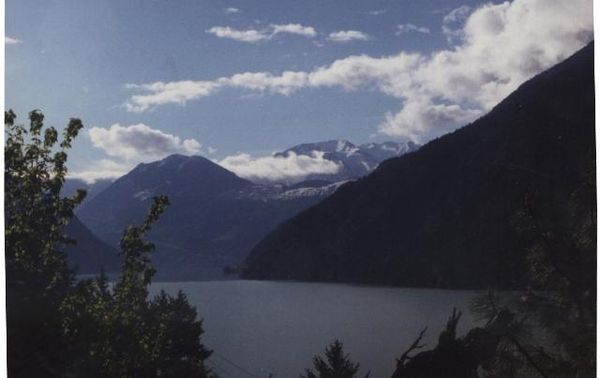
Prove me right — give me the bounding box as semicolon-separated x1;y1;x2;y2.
242;42;595;289
62;178;113;204
76;154;338;280
78;154;252;245
63;216;120;274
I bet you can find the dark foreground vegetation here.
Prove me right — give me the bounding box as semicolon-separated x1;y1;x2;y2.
5;110;215;377
295;43;597;378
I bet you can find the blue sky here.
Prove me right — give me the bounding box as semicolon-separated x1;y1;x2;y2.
6;0;593;182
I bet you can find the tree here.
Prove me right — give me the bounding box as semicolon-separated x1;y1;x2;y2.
63;195;216;377
391;308;512;378
5;110;216;377
145;290;214;377
301;340;369;378
391;149;595;378
5;109;84;376
470;170;596;378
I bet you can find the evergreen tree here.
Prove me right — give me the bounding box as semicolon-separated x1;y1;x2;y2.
301;340;369;378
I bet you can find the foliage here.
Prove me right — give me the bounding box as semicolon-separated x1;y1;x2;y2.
391;308;512;378
301;340;369;378
62;196;216;377
471;167;596;378
388;151;596;378
5;110;215;377
5;109;84;376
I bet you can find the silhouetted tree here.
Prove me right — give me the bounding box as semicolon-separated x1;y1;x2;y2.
5;110;216;377
391;161;596;378
471;166;596;378
5;109;84;376
302;340;369;378
391;308;512;378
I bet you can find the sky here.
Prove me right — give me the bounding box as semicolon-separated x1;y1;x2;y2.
6;0;594;183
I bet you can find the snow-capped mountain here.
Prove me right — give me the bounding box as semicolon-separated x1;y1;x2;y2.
71;140;418;280
275;140;419;182
75;154;341;280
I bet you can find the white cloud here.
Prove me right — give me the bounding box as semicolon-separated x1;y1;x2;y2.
75;124;204;182
396;23;431;35
224;7;240;14
327;30;370;42
443;5;472;24
307;53;423;93
442;5;472;42
206;23;316;43
380;0;592;139
88;123;202;161
206;26;270;43
218;151;341;183
271;23;316;38
5;36;22;45
69;159;132;184
379;98;483;142
227;71;309;95
125;80;220;112
127;0;593;142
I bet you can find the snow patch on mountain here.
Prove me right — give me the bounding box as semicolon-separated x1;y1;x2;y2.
274;140;419;182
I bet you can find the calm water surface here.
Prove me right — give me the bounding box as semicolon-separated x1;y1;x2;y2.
150;280;482;377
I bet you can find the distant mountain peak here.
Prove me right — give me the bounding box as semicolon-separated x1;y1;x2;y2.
275;139;420;182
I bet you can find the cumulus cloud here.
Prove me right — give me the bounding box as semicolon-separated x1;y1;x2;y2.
88;123;202;161
69;159;132;184
224;7;240;14
271;23;316;38
125;81;220;112
127;0;593;142
442;5;472;42
218;151;341;183
227;71;309;95
124;53;420;111
395;24;431;35
379;99;483;141
76;124;204;182
327;30;370;42
206;26;270;43
5;36;22;45
206;23;316;43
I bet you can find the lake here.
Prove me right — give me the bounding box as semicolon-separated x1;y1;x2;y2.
150;280;483;378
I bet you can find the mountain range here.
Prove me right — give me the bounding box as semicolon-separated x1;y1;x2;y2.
275;140;419;182
68;141;415;279
242;42;596;289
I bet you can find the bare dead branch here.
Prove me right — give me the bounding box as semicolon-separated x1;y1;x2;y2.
396;326;428;367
